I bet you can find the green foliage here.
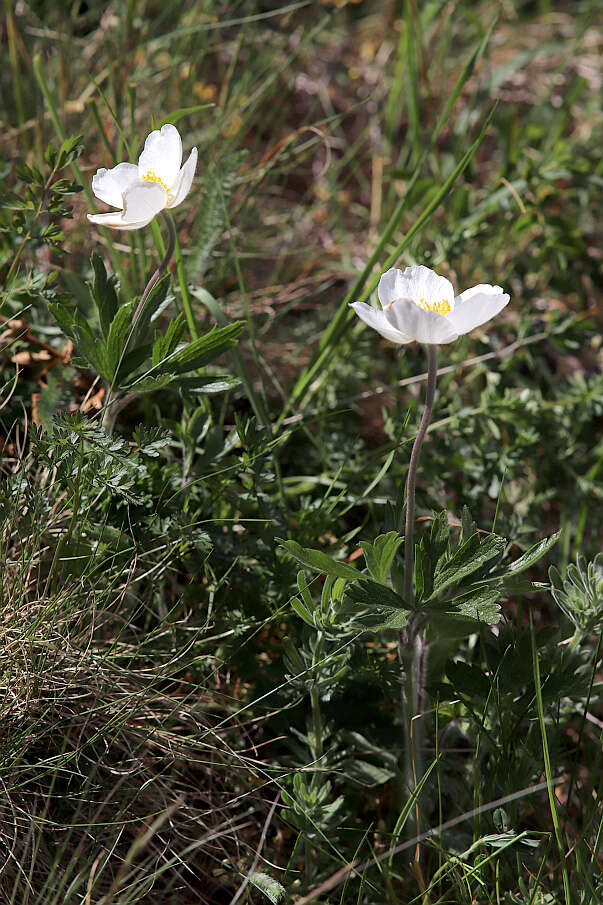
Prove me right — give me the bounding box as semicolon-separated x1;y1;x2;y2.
49;252;245;398
0;135;82;311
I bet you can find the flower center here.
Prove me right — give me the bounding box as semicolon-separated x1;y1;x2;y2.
141;170;169;193
416;296;451;316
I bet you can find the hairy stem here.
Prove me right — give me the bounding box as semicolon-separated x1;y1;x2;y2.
132;209;176;325
404;344;438;607
399;344;438;863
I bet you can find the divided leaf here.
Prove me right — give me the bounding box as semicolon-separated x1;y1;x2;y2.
498;532;560;578
279;539;361;582
106;302;135;375
431;532;506;598
90;252;119;341
426;585;502;624
360;531;403;583
154;322;245;375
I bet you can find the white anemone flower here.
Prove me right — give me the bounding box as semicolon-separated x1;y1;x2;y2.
87;124;198;230
351;265;510;345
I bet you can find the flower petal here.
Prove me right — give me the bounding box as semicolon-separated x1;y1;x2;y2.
379;265;454;310
385;299;459;344
350;302;412;344
91;163;140;208
167;147;198;208
447;285;509;335
378;268;411;306
87;182;167;231
87;211;156;231
138;123;183;191
123;181;167;221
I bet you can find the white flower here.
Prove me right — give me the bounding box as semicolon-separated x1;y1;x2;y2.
351;265;510;345
87;124;198;230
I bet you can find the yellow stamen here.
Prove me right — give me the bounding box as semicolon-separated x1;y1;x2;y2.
141;170;169;193
417;296;451;316
384;295;452;315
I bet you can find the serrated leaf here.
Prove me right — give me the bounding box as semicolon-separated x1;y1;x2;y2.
47;302;77;340
74;319;111;380
501;578;549;595
154;322;245;375
125;373;240;396
500;532;561;577
460;506;477;546
379;608;410;630
360;531;403;584
427;585;502;624
279;539;361;581
153;312;187;364
106;303;135;374
56;134;83;168
1;193;33;210
415;511;451;602
90;252;119;340
432;533;506;597
415;542;426;602
123;374;176;394
431;510;451;550
345;579;408;610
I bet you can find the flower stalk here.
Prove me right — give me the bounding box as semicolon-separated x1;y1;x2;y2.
404;345;438;607
132;209;176;324
399;344;438;858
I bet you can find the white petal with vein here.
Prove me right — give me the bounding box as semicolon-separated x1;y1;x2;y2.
379;266;454;310
447;285;509;335
386;299;458;344
168;147;198;208
350;303;412;344
91;163;140;208
138;124;182;190
87;211;157;231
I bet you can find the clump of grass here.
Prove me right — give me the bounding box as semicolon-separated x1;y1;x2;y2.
0;478;259;903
